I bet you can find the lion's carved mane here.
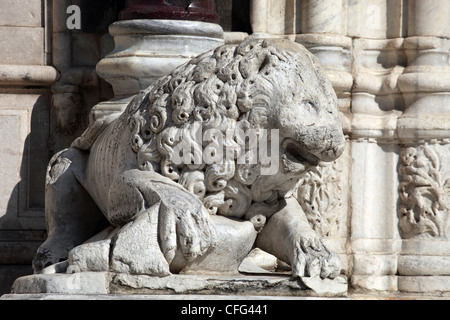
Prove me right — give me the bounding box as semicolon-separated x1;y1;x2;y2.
124;39;312;223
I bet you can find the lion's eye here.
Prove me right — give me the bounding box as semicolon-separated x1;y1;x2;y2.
304;101;317;115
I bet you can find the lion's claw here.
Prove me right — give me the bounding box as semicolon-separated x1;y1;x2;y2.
293;234;340;280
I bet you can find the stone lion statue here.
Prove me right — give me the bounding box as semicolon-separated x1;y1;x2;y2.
33;38;346;281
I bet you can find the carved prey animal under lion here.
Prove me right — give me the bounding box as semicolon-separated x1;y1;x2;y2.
33;38;346;282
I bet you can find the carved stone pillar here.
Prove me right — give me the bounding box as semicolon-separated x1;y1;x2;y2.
296;0;352;114
250;0;293;35
91;0;224;121
346;0;407;293
350;38;405;291
397;0;450;294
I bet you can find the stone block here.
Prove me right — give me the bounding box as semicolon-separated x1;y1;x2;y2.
0;27;44;65
398;256;450;276
0;110;28;219
0;0;42;27
351;238;402;253
351;275;398;292
398;276;450;294
0;92;50;229
1;293;349;300
11;272;109;295
401;239;450;256
352;254;397;275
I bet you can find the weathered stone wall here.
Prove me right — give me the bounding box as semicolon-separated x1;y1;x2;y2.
0;0;55;295
0;0;116;295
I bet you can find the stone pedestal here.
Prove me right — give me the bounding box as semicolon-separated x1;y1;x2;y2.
89;0;223;121
92;19;224;121
398;240;450;293
7;272;348;298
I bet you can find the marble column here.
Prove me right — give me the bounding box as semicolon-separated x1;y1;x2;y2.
396;0;450;294
92;0;224;121
296;0;352;114
346;0;406;293
250;0;299;35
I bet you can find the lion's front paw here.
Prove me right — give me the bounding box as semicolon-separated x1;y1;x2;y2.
291;232;340;280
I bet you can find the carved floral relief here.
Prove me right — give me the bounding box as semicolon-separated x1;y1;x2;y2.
399;144;450;239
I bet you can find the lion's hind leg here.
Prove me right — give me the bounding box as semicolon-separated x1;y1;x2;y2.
33;148;106;273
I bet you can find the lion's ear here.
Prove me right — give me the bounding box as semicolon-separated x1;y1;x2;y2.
239;51;273;79
235;38;264;56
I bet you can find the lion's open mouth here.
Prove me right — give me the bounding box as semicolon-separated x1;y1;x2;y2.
282;138;319;166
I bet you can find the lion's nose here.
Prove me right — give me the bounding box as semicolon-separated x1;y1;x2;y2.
319;136;346;162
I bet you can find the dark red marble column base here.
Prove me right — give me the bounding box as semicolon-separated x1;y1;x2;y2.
119;0;220;24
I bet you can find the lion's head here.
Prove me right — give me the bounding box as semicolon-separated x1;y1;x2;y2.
125;38;345;222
